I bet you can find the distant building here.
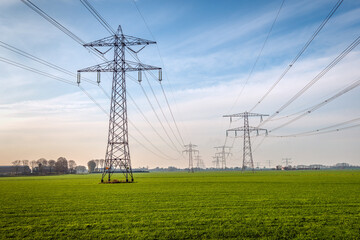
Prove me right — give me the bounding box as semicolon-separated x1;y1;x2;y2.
0;166;31;176
335;163;350;169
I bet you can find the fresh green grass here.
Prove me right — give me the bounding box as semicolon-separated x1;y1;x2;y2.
0;171;359;239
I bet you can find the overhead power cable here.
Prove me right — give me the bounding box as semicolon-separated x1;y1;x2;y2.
21;0;106;61
269;78;360;132
0;40;99;86
143;72;183;147
78;85;109;116
0;56;77;86
79;0;116;35
260;35;360;127
132;0;188;143
128;119;176;160
126;48;185;148
231;0;286;111
250;0;344;112
159;83;185;146
127;91;180;153
139;82;182;154
270;117;360;137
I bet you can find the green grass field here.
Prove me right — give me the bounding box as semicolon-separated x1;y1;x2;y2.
0;171;359;239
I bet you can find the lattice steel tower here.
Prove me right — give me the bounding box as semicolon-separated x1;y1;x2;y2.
224;112;268;171
183;143;199;173
78;25;161;182
214;145;231;169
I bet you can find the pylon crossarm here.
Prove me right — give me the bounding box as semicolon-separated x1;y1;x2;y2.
84;36;116;47
223;112;269;118
83;34;156;48
123;35;156;46
227;126;267;132
124;60;161;72
78;61;115;72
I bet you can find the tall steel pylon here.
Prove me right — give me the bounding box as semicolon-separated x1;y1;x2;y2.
214;145;231;169
224;112;268;171
78;25;161;183
183;143;199;173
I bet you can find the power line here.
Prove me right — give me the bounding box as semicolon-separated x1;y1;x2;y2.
21;0;106;61
78;85;109;116
260;35;360;127
79;0;116;35
269;78;360;132
0;40;99;86
231;0;286;111
250;0;344;112
126;48;185;148
266;78;360;122
143;72;183;147
0;56;77;86
137;60;186;147
131;0;188;143
159;83;185;145
271;117;360;137
139;82;182;154
128;119;177;161
127;91;180;154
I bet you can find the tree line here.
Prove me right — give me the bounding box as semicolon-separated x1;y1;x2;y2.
11;157;86;175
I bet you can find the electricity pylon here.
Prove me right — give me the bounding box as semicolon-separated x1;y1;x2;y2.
282;158;292;167
194;155;205;169
183;143;199;173
224;111;268;171
78;25;161;183
212;155;221;169
214;145;231;169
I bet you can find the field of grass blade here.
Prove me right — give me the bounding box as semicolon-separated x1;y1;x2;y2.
0;170;359;239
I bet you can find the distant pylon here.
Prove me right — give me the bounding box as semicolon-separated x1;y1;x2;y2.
212;155;221;169
194;154;205;169
78;25;161;183
224;111;268;171
214;145;231;169
282;158;292;167
183;143;199;173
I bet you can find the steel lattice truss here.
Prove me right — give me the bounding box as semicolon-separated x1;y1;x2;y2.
183;143;199;173
224;111;268;171
214;146;231;169
78;25;161;183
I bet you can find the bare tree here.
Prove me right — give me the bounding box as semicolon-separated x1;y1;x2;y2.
48;160;56;174
12;160;22;174
99;159;105;170
37;158;48;174
30;160;37;173
21;160;30;174
22;160;29;167
68;160;77;174
94;159;100;172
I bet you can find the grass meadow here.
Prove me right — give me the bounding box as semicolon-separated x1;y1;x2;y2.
0;170;359;239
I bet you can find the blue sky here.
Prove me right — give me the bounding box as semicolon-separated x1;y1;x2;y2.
0;0;359;168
